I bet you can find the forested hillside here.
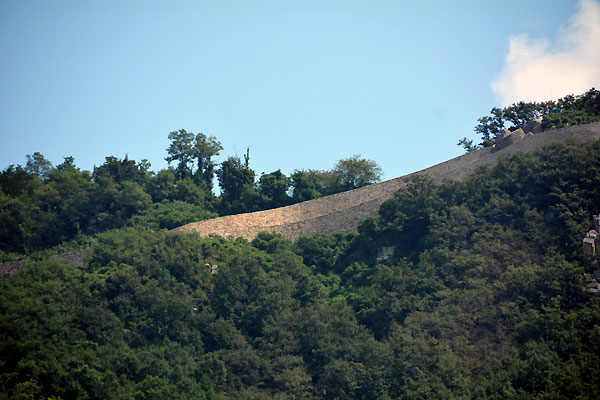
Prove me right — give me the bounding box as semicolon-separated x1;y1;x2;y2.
2;138;600;399
0;145;380;255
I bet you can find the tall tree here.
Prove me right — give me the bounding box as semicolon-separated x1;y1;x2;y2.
25;152;53;180
54;156;76;172
165;129;195;180
474;107;505;145
216;156;256;214
165;129;222;189
193;132;223;190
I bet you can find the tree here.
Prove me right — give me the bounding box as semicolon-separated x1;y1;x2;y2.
0;165;35;197
146;168;177;203
93;155;148;184
54;156;76;172
165;129;195;180
165;129;222;189
216;156;256;213
470;88;600;149
559;88;600;114
115;182;152;218
47;166;94;240
503;101;541;129
25;152;53;180
258;169;290;209
193;132;223;190
474;107;505;145
457;137;478;153
172;178;208;206
290;159;381;201
290;170;322;202
331;155;382;192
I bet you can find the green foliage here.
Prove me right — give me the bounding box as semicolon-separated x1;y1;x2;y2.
4;135;600;399
331;154;382;192
129;201;217;230
474;107;506;144
165;129;222;188
0;152;219;253
289;169;323;202
0;164;36;197
457;137;477;153
146;168;177;203
0;143;385;252
258;170;291;209
541;109;600;130
25;152;53;180
93;155;149;185
469;88;600;150
289;155;382;202
216;156;256;214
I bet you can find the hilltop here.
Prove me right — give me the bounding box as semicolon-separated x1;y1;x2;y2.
174;122;600;240
2;86;600;399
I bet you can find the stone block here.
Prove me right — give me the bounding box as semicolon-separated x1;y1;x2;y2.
496;128;526;150
523;120;542;134
584;237;596;256
377;246;395;261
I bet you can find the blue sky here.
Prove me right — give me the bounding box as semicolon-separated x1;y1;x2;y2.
1;0;597;183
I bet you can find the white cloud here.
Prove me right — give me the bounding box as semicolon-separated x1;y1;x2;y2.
491;0;600;106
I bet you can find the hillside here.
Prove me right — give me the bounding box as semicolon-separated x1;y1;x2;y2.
174;122;600;240
2;124;600;399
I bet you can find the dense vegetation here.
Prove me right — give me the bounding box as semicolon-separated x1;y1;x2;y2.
2;137;600;399
0;138;381;254
459;88;600;151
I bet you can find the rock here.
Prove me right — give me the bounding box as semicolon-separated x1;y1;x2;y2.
377;246;395;261
583;237;596;256
496;128;526;150
523;120;542;134
0;260;31;280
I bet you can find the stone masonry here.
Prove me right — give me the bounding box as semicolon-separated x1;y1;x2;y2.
173;123;600;241
0;249;91;280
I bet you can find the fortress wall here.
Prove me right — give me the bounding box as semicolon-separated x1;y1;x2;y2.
275;195;392;239
173;123;600;241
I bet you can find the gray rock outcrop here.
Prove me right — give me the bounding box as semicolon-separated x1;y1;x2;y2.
495;128;526;150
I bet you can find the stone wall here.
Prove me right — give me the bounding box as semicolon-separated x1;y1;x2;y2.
0;249;90;280
173;123;600;241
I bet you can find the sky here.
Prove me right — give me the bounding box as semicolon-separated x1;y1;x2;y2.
1;0;599;183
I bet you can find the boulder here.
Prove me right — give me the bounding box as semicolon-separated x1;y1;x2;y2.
523;120;542;134
496;128;526;150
